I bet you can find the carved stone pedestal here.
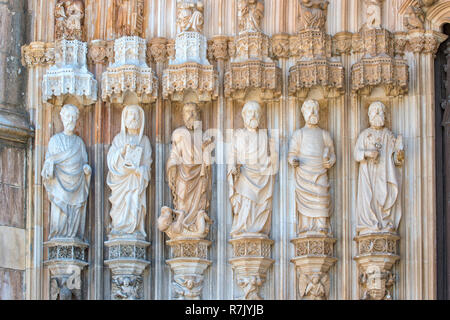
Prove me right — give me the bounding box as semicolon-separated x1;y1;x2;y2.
42;39;97;105
229;236;274;300
166;239;211;300
101;36;158;104
171;32;209;65
44;239;89;300
290;235;336;300
104;238;150;300
354;233;400;300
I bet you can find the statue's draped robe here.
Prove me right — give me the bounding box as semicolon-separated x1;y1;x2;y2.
107;133;152;237
167;127;211;229
354;128;402;234
42;133;89;240
228;129;276;237
288;128;335;229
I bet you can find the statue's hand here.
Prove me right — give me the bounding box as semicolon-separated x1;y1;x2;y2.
323;158;333;169
83;164;92;176
290;158;300;168
43;161;54;180
395;149;405;165
230;165;240;176
365;150;379;160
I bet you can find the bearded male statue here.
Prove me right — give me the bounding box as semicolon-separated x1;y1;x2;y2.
158;103;214;240
354;101;405;235
227;101;278;238
42;104;91;240
107;105;152;239
288;99;336;235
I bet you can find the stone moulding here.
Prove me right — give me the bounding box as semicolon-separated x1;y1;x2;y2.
104;238;150;300
354;233;400;300
290;236;337;300
224;60;282;100
171;32;209;65
229;236;274;300
42;39;97;106
296;30;332;59
101;36;158;104
288;59;345;99
163;62;218;102
166;239;212;300
351;56;409;97
233;31;271;62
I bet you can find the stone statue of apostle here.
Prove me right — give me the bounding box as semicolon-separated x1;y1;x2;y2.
107;105;152;240
158;103;214;240
288;99;335;236
354;101;404;235
42;104;91;241
227;101;278;238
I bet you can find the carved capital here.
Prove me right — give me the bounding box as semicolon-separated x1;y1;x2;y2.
167;39;176;61
148;37;168;64
210;36;229;61
332;32;353;56
271;33;290;59
21;42;55;68
88;40;110;64
406;30;447;55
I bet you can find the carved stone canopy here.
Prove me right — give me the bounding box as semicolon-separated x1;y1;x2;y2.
42;39;97;106
101;36;158;104
163;63;218;102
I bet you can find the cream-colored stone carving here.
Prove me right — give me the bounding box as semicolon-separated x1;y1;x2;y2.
354;233;400;300
237;0;264;33
177;0;204;33
228;101;278;238
271;34;290;59
43;39;97;105
298;0;329;31
44;239;88;300
288;100;335;236
364;0;383;29
104;238;150;300
403;4;425;31
210;36;229;61
102;36;158;104
355;102;404;235
158;103;214;240
166;239;211;300
88;40;111;65
115;0;145;37
21;42;55;67
406;30;448;55
332;32;353;56
148;37;168;64
107;105;152;240
42;105;91;241
55;0;85;41
229;236;274;300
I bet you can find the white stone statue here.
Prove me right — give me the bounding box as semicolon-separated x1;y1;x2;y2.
177;1;204;33
42;104;91;241
365;0;382;29
228;101;278;238
237;0;265;33
107;105;152;239
354;102;404;235
288;100;335;235
158;103;214;240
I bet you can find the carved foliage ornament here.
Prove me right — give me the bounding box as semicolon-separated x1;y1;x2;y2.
21;42;55;67
55;0;85;41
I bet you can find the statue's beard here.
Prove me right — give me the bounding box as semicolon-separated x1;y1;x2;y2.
63;122;75;132
370;116;384;128
245;118;259;129
307;115;319;125
185;118;196;130
126;120;140;130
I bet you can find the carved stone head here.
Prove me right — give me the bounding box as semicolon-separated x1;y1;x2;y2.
242;101;262;130
301;99;320;126
368;101;386;129
183;103;201;130
60;104;80;135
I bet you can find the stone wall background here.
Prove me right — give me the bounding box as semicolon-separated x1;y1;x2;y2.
8;0;450;300
0;0;31;300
